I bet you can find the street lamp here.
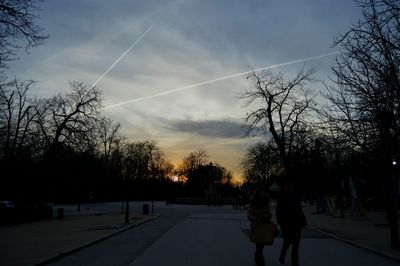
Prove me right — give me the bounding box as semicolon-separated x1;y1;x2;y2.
379;110;399;248
124;158;133;225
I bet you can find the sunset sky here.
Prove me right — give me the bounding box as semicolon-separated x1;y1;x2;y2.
7;0;361;179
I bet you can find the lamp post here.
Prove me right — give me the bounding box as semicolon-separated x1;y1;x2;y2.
124;158;133;225
379;111;399;248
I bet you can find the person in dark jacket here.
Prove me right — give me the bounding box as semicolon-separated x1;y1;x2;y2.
247;186;272;266
276;180;306;266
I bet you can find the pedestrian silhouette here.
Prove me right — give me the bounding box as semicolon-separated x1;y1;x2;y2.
247;185;274;266
276;180;306;266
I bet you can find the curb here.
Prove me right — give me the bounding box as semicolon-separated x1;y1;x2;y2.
306;226;400;263
35;213;164;265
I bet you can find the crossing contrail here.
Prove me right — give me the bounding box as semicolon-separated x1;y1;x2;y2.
90;26;154;90
102;51;338;110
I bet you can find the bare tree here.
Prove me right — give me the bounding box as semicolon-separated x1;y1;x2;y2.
0;79;36;160
152;154;174;181
0;0;47;70
240;141;279;183
242;67;317;173
33;81;102;156
123;140;158;181
97;117;120;166
326;0;400;152
325;0;400;248
179;149;208;177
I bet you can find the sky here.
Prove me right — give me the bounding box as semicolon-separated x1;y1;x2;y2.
7;0;362;180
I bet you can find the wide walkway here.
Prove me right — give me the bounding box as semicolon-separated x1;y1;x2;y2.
127;209;399;266
1;202;399;265
130;212;252;266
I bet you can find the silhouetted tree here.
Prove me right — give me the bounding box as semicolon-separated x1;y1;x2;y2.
179;149;208;180
121;140;177;199
324;0;400;248
123;140;158;181
32;81;102;156
243;67;317;176
0;79;36;160
178;149;234;197
14;82;102;202
150;149;174;181
0;79;37;202
97;117;120;167
221;166;233;184
0;0;47;72
240;141;280;183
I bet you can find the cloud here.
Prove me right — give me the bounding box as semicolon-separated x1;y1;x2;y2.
5;0;363;178
167;119;248;138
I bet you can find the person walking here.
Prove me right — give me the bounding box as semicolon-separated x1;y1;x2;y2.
276;180;306;266
247;186;273;266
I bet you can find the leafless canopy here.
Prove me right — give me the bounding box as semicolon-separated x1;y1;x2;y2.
323;0;400;247
97;117;121;166
0;0;47;68
240;140;280;183
325;0;400;153
180;149;208;175
123;140;164;180
33;82;102;155
0;79;36;159
242;67;316;168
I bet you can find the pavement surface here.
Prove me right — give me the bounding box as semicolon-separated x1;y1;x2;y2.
0;202;157;266
126;211;399;266
303;205;400;261
0;201;399;266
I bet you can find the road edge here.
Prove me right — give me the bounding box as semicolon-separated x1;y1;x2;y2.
35;213;164;265
306;226;400;263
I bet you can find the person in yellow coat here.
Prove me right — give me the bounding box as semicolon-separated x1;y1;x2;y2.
248;186;272;266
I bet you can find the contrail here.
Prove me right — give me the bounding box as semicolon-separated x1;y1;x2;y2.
102;51;338;110
90;26;154;90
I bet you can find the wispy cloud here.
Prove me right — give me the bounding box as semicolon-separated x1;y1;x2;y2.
102;52;338;109
90;26;154;89
6;0;361;177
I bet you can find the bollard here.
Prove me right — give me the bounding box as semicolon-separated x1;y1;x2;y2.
142;204;149;215
57;208;64;219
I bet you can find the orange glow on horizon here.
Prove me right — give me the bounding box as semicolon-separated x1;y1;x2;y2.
231;175;244;186
167;157;242;185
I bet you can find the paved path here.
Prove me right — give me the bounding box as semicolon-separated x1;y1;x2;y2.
47;210;187;266
47;204;399;266
129;211;398;266
2;202;400;265
130;211;256;266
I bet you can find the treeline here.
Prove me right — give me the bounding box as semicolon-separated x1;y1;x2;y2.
0;1;239;204
240;0;400;247
0;81;237;203
0;80;133;203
